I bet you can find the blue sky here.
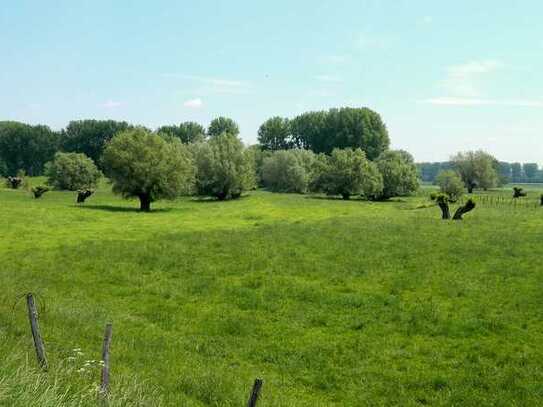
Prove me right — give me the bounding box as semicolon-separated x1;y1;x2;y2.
1;0;542;163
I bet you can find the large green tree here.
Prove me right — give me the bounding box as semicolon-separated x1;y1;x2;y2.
311;148;383;200
157;122;206;143
261;149;316;193
451;150;498;193
192;133;255;200
288;107;390;158
44;152;102;191
375;150;419;199
207;117;240;138
61;120;130;166
102;128;195;211
257;117;291;150
0;121;59;176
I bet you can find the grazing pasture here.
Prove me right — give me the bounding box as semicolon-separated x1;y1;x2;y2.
1;181;542;406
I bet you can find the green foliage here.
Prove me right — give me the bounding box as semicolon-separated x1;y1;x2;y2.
261;149;316;193
102;128;195;211
435;170;464;202
451;150;499;192
288;107;390;158
192;134;255;200
157;122;206;143
61;120;131;167
311;148;383;200
376;150;419;199
44;152;102;191
207;117;240;138
0;121;59;176
31;185;49;199
257;117;291;150
246;145;272;187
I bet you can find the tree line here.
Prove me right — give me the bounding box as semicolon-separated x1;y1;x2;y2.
418;160;543;184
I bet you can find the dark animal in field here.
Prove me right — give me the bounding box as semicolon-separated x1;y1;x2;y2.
540;194;543;206
77;189;94;203
452;199;476;220
7;176;23;189
513;187;527;198
32;185;49;199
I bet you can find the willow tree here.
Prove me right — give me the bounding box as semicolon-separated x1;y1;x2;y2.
102;128;195;212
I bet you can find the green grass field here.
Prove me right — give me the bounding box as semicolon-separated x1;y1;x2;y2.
1;181;543;406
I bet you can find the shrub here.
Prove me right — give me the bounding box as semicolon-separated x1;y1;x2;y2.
310;148;383;200
102;128;195;211
31;185;49;199
45;152;102;191
192;134;255;200
375;150;419;199
261;149;316;193
435;170;464;202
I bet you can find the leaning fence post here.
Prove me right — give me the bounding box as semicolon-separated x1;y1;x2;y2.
247;378;263;407
99;323;113;397
26;293;48;370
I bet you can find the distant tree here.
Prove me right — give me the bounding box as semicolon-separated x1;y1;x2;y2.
246;145;272;187
45;152;102;191
375;150;419;199
435;170;464;202
496;161;512;185
511;162;523;180
61;120;130;166
0;159;7;177
102;128;195;211
261;149;316;193
289;107;390;159
523;163;539;179
192;133;255;200
157;122;206;143
257;117;291;150
311;148;383;200
207;117;240;138
0;121;60;176
451;151;498;193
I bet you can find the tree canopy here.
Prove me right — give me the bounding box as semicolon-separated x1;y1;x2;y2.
207;117;240;138
102;128;195;211
45;152;102;191
376;150;419;199
451;150;498;193
257;117;292;150
157;122;206;143
61;120;131;166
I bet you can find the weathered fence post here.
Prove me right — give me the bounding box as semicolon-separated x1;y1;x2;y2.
247;378;263;407
99;323;113;397
26;293;48;370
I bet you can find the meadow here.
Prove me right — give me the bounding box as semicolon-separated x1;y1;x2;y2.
1;180;543;406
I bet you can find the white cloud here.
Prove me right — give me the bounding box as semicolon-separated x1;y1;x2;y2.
441;60;502;97
314;75;343;83
100;100;122;109
422;97;543;108
183;98;203;108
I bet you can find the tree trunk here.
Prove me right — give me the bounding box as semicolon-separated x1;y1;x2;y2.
436;196;450;219
139;194;151;212
453;199;476;220
467;182;475;194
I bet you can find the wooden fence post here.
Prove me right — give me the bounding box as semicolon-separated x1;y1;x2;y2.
26;293;48;370
99;323;113;397
247;378;263;407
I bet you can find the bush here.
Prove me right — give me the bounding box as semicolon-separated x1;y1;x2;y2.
261;149;316;193
192;133;255;200
310;148;383;200
45;152;101;191
102;128;195;211
375;150;419;199
435;170;464;202
31;185;49;199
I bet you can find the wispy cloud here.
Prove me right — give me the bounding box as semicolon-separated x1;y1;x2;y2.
100;100;122;109
421;16;433;24
357;31;388;49
422;97;543;108
321;55;351;65
441;60;502;97
183;98;203;108
163;74;251;94
314;75;343;83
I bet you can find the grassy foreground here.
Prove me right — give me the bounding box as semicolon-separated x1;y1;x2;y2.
1;182;543;406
